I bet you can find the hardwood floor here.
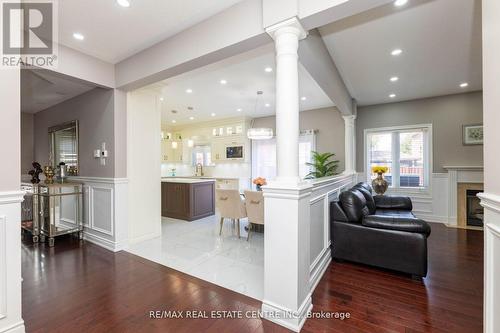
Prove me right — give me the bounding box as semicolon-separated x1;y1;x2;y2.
22;223;483;333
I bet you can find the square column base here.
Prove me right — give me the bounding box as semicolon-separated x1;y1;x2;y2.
261;181;313;332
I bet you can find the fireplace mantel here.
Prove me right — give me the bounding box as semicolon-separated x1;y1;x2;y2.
443;166;484;226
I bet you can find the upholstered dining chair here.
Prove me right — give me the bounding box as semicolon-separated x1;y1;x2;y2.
243;190;264;241
216;189;247;238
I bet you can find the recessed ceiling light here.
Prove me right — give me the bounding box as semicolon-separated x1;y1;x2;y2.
391;49;403;56
265;103;270;107
73;33;84;41
211;113;216;117
394;0;408;6
236;108;242;112
301;96;307;101
390;76;399;82
460;82;469;88
264;67;273;73
389;94;396;98
171;120;176;124
189;116;194;120
159;97;164;101
186;89;193;94
220;79;227;85
116;0;130;7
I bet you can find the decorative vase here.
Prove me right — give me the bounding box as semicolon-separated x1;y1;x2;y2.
372;172;388;195
256;184;262;191
44;166;55;184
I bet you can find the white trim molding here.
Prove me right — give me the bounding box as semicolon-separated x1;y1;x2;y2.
0;192;24;205
479;192;500;333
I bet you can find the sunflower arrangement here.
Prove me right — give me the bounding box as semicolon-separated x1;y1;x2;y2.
371;166;389;175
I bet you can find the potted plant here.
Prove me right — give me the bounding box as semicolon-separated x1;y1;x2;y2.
305;152;340;179
371;166;389;195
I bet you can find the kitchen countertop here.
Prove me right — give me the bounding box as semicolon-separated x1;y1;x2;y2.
161;177;215;184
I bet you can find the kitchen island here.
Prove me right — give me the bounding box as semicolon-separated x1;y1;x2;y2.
161;178;215;221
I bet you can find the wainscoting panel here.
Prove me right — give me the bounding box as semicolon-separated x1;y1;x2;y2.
69;177;128;252
357;172;453;224
479;193;500;333
91;187;114;236
309;174;355;291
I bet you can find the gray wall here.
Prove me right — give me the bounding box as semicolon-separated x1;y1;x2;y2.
253;106;346;172
21;113;34;174
34;88;116;178
356;92;483;173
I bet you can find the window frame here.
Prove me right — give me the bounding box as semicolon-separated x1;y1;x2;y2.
364;124;433;194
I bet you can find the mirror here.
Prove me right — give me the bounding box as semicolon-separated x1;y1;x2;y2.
49;120;79;175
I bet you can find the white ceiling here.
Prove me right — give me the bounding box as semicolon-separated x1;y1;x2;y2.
58;0;243;64
154;45;334;126
21;70;97;114
319;0;482;106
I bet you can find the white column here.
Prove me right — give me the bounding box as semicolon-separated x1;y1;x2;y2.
342;115;356;174
262;18;312;332
481;0;500;332
270;18;307;183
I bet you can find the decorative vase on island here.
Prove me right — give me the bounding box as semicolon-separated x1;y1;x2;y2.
372;172;388;195
44;166;55;184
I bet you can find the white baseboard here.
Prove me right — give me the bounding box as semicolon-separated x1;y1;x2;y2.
261;295;312;333
309;247;331;292
83;231;126;252
0;321;25;333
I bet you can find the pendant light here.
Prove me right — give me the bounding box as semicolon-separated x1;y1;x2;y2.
247;90;274;140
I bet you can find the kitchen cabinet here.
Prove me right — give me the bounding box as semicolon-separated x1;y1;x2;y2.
161;140;184;163
211;136;250;163
161;179;215;221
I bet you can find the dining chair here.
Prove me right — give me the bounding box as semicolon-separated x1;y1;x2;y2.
244;190;264;241
215;189;247;238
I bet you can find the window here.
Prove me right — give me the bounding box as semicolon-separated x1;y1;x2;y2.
251;132;316;181
365;124;431;189
191;145;212;166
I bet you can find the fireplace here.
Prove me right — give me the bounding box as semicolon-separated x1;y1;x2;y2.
466;189;484;227
457;182;484;229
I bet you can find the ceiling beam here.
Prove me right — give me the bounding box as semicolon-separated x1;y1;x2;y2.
115;0;396;91
299;29;354;116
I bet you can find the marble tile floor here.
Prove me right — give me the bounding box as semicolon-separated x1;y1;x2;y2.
126;215;264;300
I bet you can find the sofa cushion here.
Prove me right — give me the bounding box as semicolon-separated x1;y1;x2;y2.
375;209;415;219
354;182;373;194
353;186;376;214
339;190;370;222
362;215;431;236
374;195;413;210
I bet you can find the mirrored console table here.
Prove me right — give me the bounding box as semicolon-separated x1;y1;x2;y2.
34;182;83;247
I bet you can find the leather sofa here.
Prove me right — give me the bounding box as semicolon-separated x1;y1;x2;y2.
330;182;431;278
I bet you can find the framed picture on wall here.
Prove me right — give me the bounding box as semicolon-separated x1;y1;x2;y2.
462;124;483;145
